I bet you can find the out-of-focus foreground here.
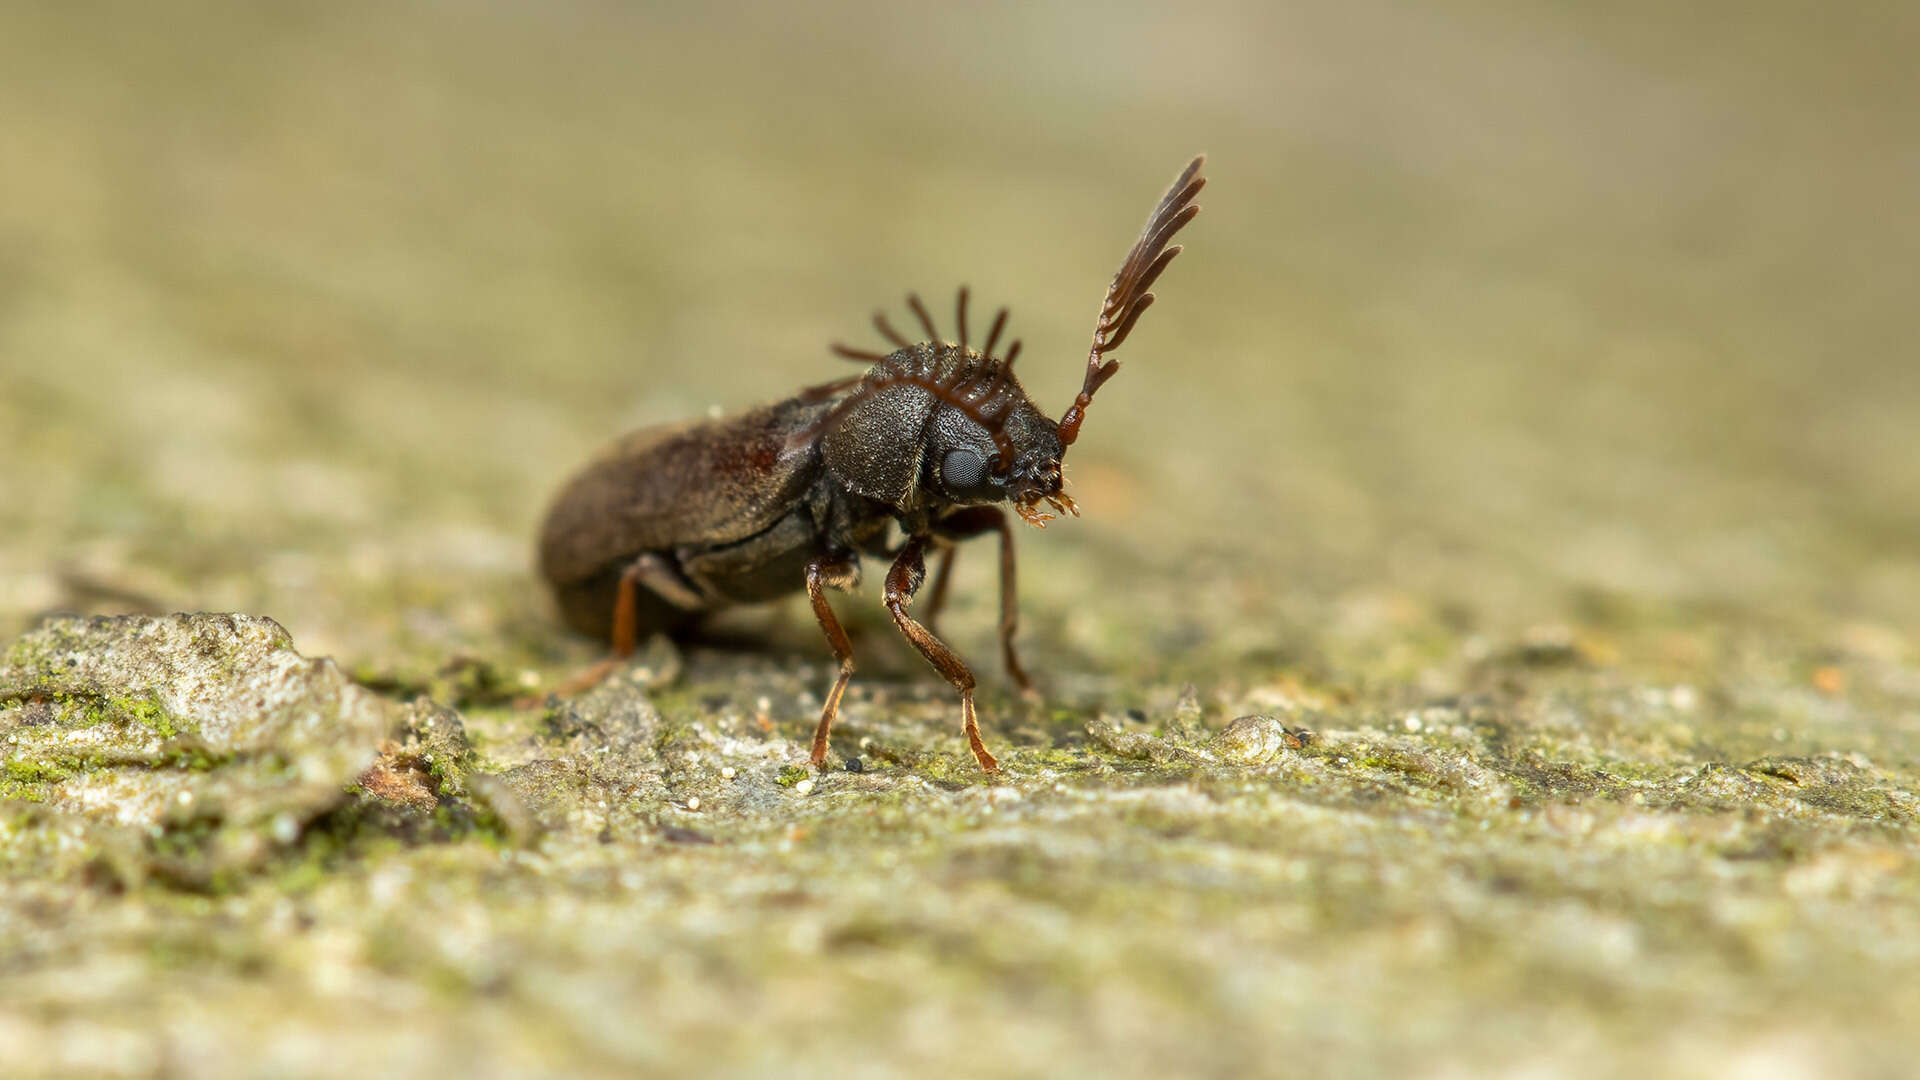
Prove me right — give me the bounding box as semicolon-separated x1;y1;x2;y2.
2;3;1917;1077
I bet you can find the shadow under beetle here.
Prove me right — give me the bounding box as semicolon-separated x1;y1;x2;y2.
536;155;1207;772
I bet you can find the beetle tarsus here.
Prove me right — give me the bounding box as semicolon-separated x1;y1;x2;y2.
524;656;623;706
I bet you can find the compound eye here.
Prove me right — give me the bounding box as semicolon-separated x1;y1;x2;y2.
941;448;989;494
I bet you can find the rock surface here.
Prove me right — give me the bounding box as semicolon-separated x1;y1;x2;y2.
1;614;397;885
3;4;1919;1078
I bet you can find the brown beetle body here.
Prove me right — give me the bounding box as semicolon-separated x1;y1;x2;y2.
536;157;1207;772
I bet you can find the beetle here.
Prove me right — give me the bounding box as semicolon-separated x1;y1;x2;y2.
536;155;1206;772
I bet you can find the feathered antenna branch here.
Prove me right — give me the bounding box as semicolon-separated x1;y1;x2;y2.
1057;154;1206;448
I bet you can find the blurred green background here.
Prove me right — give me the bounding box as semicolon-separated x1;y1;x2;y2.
3;3;1919;1077
4;0;1914;666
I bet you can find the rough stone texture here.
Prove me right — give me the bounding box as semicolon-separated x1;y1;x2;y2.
3;3;1919;1078
0;614;396;885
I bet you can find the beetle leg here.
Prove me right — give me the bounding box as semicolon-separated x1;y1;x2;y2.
885;535;998;773
922;541;957;635
530;554;703;705
987;511;1032;696
931;507;1034;696
609;564;642;659
806;553;861;768
605;553;705;657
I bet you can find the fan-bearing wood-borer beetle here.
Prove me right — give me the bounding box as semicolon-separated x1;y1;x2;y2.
536;156;1206;772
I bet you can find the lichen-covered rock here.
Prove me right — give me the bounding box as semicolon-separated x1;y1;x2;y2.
498;676;671;833
0;614;397;884
358;699;477;811
1085;713;1202;765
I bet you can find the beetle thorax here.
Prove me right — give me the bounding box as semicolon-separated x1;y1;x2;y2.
819;342;1062;515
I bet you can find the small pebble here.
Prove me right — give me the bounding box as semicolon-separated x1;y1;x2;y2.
686;796;701;811
845;758;864;774
794;779;815;795
1210;713;1296;765
720;766;736;780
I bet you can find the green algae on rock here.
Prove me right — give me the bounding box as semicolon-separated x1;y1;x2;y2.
0;614;397;885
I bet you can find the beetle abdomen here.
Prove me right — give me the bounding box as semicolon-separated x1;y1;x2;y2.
537;397;833;590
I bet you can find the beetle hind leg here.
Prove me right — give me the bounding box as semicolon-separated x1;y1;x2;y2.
884;535;998;773
528;554;704;705
805;554;861;767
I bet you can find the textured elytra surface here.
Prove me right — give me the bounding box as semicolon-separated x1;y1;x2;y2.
3;2;1919;1078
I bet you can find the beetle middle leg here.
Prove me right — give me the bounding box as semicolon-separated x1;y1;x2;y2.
931;506;1033;695
922;542;957;634
884;534;998;773
805;553;861;767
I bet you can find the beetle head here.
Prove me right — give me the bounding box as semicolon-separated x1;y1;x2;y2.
926;375;1067;521
823;292;1078;526
820;155;1203;527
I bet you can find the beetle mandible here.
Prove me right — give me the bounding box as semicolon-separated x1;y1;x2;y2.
536;155;1207;772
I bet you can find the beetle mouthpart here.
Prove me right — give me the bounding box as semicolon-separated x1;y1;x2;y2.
1044;492;1079;518
1013;496;1055;529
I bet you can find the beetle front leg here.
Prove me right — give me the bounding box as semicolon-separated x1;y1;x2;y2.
805;553;861;768
885;535;998;773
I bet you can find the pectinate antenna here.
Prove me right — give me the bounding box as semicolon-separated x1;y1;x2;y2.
1057;154;1206;448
